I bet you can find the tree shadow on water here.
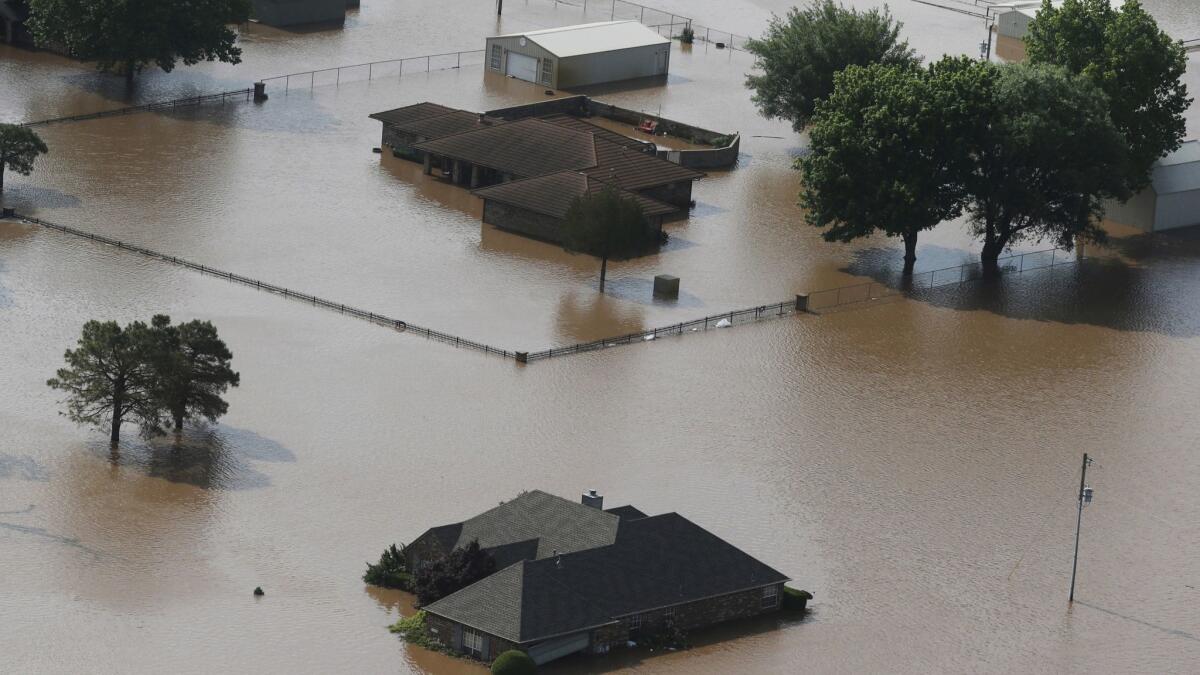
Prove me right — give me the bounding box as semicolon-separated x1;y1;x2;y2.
841;235;1200;338
115;425;295;491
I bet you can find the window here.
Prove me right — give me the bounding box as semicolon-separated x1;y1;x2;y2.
489;44;502;70
762;585;779;609
463;627;484;657
628;614;641;630
540;58;553;85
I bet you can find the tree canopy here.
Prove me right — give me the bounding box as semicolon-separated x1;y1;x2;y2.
363;544;413;590
27;0;251;83
413;540;497;606
1025;0;1191;191
562;185;655;292
745;0;918;132
965;64;1129;263
0;123;48;193
145;315;239;434
47;319;160;446
800;57;993;273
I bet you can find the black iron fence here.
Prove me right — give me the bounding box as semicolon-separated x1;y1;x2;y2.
19;89;256;128
3;212;516;359
259;49;486;93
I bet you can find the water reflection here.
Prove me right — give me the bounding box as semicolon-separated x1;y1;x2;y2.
554;290;646;343
111;425;294;491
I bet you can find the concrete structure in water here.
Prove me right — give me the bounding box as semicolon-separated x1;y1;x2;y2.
405;490;791;666
1106;140;1200;233
251;0;347;28
485;21;671;90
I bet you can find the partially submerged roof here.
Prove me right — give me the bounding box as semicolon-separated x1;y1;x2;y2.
369;102;458;127
414;118;599;178
492;20;670;59
473;171;677;220
589;139;703;191
538;113;652;150
1152;140;1200;195
413;490;621;561
424;512;790;644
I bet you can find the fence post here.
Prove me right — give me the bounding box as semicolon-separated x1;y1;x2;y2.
795;293;809;312
515;351;529;364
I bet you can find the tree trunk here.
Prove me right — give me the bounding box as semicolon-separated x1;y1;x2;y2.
901;232;918;275
110;392;123;446
125;60;135;87
980;236;1009;277
0;157;6;194
173;410;185;433
599;256;608;293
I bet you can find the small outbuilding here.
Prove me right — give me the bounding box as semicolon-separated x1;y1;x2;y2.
251;0;347;28
994;0;1124;40
485;21;671;90
1106;140;1200;232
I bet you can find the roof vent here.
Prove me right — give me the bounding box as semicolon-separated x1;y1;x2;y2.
581;489;603;510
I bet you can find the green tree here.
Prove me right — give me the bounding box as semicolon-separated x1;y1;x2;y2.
363;544;413;590
800;57;994;274
561;185;655;293
491;650;537;675
1025;0;1191;191
745;1;918;132
413;540;497;606
27;0;251;85
145;315;239;434
0;124;48;194
965;64;1129;266
47;319;159;446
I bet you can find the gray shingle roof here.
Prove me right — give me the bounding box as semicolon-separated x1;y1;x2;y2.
368;102;458;127
472;171;678;220
414;118;599;178
423;511;790;644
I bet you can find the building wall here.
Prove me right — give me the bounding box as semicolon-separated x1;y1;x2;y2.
404;531;450;570
639;180;693;210
252;0;346;27
382;126;425;162
997;10;1033;40
485;36;558;88
557;44;670;89
1103;188;1157;232
1155;189;1200;231
483;201;567;244
425;612;515;662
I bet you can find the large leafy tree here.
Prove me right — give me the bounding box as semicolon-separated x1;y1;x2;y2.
27;0;251;84
146;315;239;434
47;319;159;446
0;123;48;194
1025;0;1191;191
800;57;994;274
413;541;497;606
562;185;656;293
965;64;1129;266
745;0;918;132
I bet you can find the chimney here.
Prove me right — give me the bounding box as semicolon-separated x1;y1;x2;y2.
581;489;603;510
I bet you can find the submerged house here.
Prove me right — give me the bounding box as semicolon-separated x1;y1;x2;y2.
406;490;790;666
251;0;347;28
370;101;703;245
485;21;671;90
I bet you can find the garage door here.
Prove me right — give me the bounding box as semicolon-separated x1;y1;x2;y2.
505;52;539;83
526;632;589;665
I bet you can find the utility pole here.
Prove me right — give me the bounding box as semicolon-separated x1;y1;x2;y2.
1069;453;1095;603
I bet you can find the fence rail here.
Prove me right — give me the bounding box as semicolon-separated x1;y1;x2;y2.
259;49;486;92
3;212;515;359
20;89;255;128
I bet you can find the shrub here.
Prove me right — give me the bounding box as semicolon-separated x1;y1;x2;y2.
389;610;447;652
491;649;537;675
638;618;689;651
364;543;413;590
414;540;497;605
679;25;695;44
782;587;813;611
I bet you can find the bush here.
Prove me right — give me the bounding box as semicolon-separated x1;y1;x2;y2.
389;610;447;652
679;25;695;44
491;649;537;675
781;587;813;611
414;540;497;605
638;618;689;651
364;543;413;590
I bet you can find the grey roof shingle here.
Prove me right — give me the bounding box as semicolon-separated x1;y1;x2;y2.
414;118;599;178
472;171;678;220
423;511;790;644
369;102;458;127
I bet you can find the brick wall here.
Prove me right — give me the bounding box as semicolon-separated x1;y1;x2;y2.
621;583;785;637
404;531;449;570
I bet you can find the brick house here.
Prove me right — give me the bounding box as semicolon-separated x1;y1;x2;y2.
406;490;789;666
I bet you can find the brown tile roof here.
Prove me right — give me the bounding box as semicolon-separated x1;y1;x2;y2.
538;113;651;150
587;138;704;191
473;171;678;220
400;110;503;140
368;102;458;126
415;118;599;178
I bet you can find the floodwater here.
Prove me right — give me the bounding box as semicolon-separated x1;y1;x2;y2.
2;1;1199;673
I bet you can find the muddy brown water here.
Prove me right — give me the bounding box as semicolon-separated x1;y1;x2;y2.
2;1;1200;673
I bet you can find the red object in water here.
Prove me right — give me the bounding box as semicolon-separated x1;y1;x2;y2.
637;119;658;134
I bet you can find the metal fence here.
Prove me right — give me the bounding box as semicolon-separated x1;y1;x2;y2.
20;89;255;128
259;49;486;93
4;212;516;359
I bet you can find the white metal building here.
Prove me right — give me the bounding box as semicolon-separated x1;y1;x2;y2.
994;0;1125;40
1106;140;1200;232
485;21;671;90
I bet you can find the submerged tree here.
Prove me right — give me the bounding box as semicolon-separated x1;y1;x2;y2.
363;543;413;590
413;541;497;606
745;0;918;132
0;123;48;194
1026;0;1191;192
27;0;251;85
800;57;993;274
47;319;159;446
145;315;239;434
965;64;1129;267
561;185;656;293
